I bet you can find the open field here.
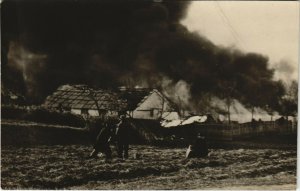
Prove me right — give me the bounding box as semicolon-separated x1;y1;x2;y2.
1;145;296;189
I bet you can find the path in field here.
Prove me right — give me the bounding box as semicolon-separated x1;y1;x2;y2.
1;145;296;189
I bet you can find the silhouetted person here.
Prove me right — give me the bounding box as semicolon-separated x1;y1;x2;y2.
251;118;258;128
116;116;131;159
89;123;113;161
186;133;209;158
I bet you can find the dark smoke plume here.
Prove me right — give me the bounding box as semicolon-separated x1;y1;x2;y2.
2;0;285;112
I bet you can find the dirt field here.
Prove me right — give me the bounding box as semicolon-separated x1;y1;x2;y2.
1;144;296;189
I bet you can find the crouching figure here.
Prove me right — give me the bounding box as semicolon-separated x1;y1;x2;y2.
89;123;113;161
186;133;209;158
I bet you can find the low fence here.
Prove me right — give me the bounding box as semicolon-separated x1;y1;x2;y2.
163;121;297;141
238;121;295;136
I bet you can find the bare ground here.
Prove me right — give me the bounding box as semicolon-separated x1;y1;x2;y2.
1;145;296;189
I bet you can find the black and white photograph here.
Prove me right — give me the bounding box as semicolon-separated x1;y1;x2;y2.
1;0;298;189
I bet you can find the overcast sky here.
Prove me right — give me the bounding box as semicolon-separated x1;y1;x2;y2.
181;1;299;82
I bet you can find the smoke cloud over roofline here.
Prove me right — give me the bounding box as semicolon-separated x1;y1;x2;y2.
2;0;287;114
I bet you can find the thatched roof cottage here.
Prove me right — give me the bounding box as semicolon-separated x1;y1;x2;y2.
44;85;126;117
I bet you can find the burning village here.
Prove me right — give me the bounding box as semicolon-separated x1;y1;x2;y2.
1;0;298;190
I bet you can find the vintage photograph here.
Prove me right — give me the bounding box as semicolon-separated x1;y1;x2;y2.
1;0;298;189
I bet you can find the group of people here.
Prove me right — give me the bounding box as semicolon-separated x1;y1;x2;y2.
89;115;209;161
89;115;131;161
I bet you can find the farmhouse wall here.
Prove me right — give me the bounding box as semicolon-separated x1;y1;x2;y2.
88;109;99;116
71;109;119;117
133;109;161;120
71;109;81;115
106;110;119;117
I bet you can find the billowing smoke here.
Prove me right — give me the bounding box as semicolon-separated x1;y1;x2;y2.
161;78;191;108
208;97;281;123
273;59;298;85
2;0;189;100
2;0;287;114
6;41;47;98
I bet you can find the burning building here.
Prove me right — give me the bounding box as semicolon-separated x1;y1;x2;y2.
119;87;180;120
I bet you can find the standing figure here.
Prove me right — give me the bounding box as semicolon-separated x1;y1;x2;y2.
89;123;113;161
186;133;209;158
116;116;131;159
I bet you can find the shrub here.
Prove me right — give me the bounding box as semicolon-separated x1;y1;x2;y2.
1;105;85;128
1;105;27;119
26;108;86;127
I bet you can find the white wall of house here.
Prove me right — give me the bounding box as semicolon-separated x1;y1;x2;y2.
131;90;178;120
71;108;118;117
106;111;119;117
88;109;99;116
71;109;81;115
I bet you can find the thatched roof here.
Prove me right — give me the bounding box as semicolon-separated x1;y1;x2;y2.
44;85;127;111
44;85;178;113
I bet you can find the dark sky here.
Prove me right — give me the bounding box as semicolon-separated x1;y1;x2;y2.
1;0;285;111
